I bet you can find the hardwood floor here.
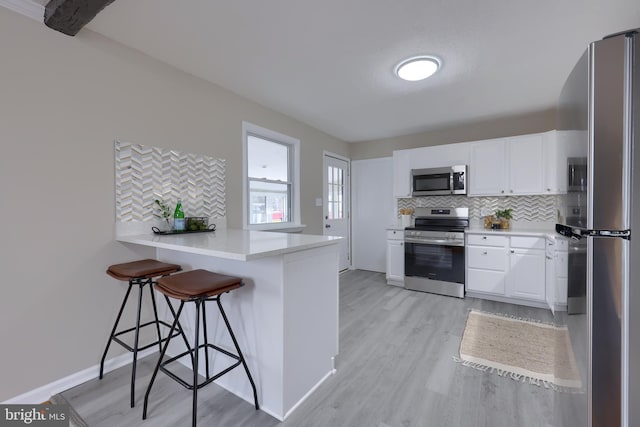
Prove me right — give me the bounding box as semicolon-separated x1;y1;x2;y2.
60;270;556;427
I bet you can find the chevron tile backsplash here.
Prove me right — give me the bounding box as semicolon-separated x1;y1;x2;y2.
397;195;562;222
115;141;226;222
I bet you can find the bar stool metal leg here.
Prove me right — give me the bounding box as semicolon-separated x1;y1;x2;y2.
192;300;201;427
217;295;260;410
129;281;144;408
142;301;185;421
202;302;211;379
148;284;164;354
99;281;134;379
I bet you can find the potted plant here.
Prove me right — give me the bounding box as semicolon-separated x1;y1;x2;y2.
154;199;172;229
495;208;513;230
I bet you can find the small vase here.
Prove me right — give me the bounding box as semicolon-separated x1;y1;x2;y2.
401;215;412;228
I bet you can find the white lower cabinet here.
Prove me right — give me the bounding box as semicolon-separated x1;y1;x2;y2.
386;230;404;286
466;234;508;295
466;233;547;307
508;247;545;301
545;237;569;312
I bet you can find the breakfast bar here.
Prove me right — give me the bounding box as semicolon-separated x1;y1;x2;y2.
116;228;342;421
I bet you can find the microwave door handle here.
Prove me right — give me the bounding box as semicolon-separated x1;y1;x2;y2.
449;173;454;194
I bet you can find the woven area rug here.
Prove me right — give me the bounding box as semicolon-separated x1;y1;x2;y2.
455;309;583;391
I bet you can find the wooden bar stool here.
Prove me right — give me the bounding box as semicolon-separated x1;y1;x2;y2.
142;269;259;427
99;259;182;408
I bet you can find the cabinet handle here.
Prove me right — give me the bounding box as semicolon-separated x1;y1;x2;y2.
510;190;514;193
482;251;488;255
547;188;551;192
501;190;505;194
400;243;403;246
546;256;552;260
482;236;487;240
510;249;515;253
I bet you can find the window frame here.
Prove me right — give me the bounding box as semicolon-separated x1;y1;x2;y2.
242;121;301;231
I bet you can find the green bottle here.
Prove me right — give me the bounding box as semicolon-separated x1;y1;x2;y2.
174;199;185;231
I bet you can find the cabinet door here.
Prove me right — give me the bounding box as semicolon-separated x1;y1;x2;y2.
410;142;470;170
543;130;567;194
508;249;546;301
386;240;405;284
469;139;507;196
545;253;555;312
508;134;544;195
467;268;506;295
392;150;411;198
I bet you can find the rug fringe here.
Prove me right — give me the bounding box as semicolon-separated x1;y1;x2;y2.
452;356;584;394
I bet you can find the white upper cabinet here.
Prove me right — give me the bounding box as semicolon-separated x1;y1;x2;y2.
393;130;569;198
508;133;544;195
393;142;469;198
469;133;550;197
469;139;508;196
543;130;567;194
409;142;470;170
392;150;411;198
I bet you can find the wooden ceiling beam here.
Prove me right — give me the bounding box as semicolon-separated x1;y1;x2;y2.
44;0;116;36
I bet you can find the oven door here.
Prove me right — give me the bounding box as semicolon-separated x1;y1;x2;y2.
404;239;465;297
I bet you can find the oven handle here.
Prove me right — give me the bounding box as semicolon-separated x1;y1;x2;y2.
404;237;465;247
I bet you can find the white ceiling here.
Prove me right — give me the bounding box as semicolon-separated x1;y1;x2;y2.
13;0;640;142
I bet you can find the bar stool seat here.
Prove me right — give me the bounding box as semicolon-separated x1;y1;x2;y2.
99;259;182;408
143;269;259;427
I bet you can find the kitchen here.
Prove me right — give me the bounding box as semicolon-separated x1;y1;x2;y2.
1;1;639;427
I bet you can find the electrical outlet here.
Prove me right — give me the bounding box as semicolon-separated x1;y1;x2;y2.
480;207;492;216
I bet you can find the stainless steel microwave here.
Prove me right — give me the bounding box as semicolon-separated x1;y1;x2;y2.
411;165;467;196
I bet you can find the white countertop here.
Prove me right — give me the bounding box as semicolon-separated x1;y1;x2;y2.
116;228;342;261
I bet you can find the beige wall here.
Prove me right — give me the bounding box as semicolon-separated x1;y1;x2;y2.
0;9;348;401
349;109;556;160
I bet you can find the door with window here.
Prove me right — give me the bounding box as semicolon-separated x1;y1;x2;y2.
324;154;350;271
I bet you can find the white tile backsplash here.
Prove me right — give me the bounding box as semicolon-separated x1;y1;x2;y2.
115;141;226;222
397;194;561;224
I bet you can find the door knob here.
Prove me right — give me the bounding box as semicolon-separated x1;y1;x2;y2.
325;224;331;228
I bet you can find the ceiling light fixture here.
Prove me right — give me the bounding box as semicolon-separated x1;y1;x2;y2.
395;55;441;81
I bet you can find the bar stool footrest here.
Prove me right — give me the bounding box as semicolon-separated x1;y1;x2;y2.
159;343;243;391
111;320;183;353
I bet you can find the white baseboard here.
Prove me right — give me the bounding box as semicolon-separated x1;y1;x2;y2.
282;368;335;421
2;348;157;404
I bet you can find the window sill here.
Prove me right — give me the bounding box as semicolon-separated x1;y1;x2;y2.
247;223;307;233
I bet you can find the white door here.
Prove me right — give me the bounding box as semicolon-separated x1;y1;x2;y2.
352;158;394;272
323;154;350;271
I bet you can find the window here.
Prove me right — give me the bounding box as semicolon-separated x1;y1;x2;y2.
243;122;300;230
327;165;344;219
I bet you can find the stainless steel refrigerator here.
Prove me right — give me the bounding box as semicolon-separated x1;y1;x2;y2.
555;29;639;427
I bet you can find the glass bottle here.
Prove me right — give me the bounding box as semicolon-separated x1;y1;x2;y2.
174;199;185;231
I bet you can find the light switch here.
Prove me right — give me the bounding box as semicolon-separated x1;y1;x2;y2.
315;198;323;207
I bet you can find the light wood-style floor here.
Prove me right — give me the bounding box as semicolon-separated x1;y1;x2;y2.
60;270;557;427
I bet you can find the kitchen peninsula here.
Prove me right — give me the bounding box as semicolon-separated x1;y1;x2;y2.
116;228;342;421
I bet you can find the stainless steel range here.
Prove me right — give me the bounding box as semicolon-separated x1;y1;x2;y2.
404;207;469;298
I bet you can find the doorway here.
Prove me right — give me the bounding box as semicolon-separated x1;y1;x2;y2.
323;152;351;271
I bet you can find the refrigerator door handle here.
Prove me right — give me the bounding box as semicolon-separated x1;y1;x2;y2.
555;223;631;240
586;229;631;239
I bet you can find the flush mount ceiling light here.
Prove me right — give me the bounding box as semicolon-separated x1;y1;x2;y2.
395;56;441;81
